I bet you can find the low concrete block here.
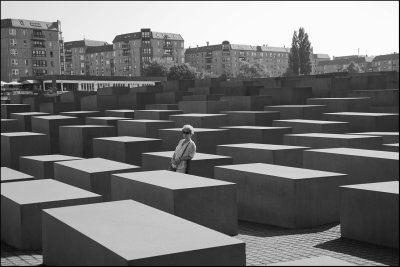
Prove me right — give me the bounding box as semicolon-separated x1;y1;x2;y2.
220;111;280;126
42;200;245;266
111;170;237;235
80;95;118;111
349;132;399;143
273;119;349;134
39;102;76;114
214;163;347;228
221;126;292;144
259;87;312;105
350;89;399;107
1;179;101;250
303;148;399;184
178;100;229;114
22;96;57;112
306;97;371;112
217;143;308;167
1;119;19;132
1;104;31;119
182;94;222;101
382;143;399;152
155;91;191;104
10;112;50;131
220;95;272;111
1;132;50;169
264;105;327;120
53;158;140;201
118;119;175;138
59;125;116;158
323;112;399;132
59;111;102;124
283;133;383;149
340;181;399;249
1;167;34;183
93;136;162;166
104;109;135;118
169;113;228;128
134;109;183;120
142;151;232;178
145;103;179;110
19;154;83;180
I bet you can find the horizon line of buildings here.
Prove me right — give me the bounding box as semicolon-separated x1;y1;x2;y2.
1;18;398;83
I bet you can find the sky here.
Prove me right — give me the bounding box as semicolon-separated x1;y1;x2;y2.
1;1;399;58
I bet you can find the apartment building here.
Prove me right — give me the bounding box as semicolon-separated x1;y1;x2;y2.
112;28;184;76
311;54;330;74
371;53;399;72
85;45;114;76
185;41;290;77
317;55;369;74
64;39;108;76
1;18;64;82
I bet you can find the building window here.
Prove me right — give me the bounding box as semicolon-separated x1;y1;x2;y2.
81;70;85;75
25;59;29;66
80;55;84;61
10;39;17;46
10;49;18;56
32;50;46;57
51;61;54;67
50;51;53;57
11;69;19;75
9;29;16;36
79;48;85;53
11;59;18;65
33;60;47;67
23;40;28;47
142;31;150;38
49;41;52;48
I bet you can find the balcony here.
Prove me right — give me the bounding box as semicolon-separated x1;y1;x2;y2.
122;51;131;56
33;44;46;48
163;42;172;49
31;34;45;39
205;52;212;58
121;44;130;49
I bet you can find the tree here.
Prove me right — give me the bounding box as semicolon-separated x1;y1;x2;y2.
167;63;196;80
237;61;269;79
142;58;173;77
195;70;218;79
345;61;363;74
288;27;313;75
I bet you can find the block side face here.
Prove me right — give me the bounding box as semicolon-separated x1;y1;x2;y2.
19;157;46;179
1;196;22;249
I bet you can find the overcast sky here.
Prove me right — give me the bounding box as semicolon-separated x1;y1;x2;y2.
2;1;398;58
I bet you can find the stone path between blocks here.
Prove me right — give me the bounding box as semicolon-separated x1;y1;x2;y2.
1;222;398;266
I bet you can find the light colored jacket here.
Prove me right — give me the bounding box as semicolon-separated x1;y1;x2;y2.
173;139;196;170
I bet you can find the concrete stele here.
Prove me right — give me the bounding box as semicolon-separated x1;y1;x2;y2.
1;167;35;183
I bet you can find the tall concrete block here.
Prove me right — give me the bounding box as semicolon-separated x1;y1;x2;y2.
142;151;232;178
219;95;272;111
217;143;308;167
104;109;135;118
349;132;399;143
118;119;175;138
1;179;101;250
1;132;50;169
1;167;34;183
53;158;141;201
340;181;399;249
303;148;399;184
31;115;80;153
134;109;183;120
179;100;229;114
222;126;292;144
220;111;280;126
145;103;179;110
1;104;31;119
169;113;228;128
59;125;116;158
273;119;349;134
323;112;399;132
306;97;372;112
42;200;245;266
111;171;237;235
214;163;347;228
283;133;383;149
259;87;312;105
93;136;162;166
59;91;97;110
382;143;399;152
155;91;191;104
19;154;83;180
59;111;102;124
80;95;118;111
159;128;230;154
1;119;19;132
22;96;57;112
85;116;128;134
118;92;155;110
182;94;222;101
39;102;76;114
10;112;50;131
350;89;399;107
264;105;327;120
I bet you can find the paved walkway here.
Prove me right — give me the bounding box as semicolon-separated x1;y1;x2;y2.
1;222;398;266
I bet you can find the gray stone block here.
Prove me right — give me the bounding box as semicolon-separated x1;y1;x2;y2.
111;171;237;235
118;92;155;110
145;104;179;110
134;109;183;120
259;87;312;105
306;97;372;112
80;95;118;111
142;151;232;178
220;111;280;126
1;132;50;169
220;95;272;111
1;104;31;119
1;179;101;250
1;167;34;183
1;119;19;132
179;100;229;114
104;109;135;118
264;105;327;120
22;96;56;112
217;143;308;167
155;91;191;104
93;136;162;166
53;158;140;201
169;113;228;128
214;163;347;228
350;89;399;107
182;94;222;101
382;143;399;152
118;119;175;138
19;154;83;180
42;200;245;266
39;102;76;114
59;125;116;158
349;132;399;143
222;126;292;144
273;119;349;134
59;111;102;124
340;181;399;249
10;112;50;131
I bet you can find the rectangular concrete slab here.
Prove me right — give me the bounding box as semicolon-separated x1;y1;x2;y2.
1;119;19;132
118;119;175;138
142;151;232;178
59;111;102;124
220;95;272;111
264;105;327;120
134;109;184;120
220;111;280;126
10;112;50;131
39;102;75;115
214;163;347;228
111;170;237;235
179;100;229;114
146;103;179;110
104;109;135;118
349;132;399;143
273;119;349;134
1;167;35;183
259;87;312;105
42;200;245;266
382;143;399;152
169;113;228;128
53;158;141;201
19;154;83;180
340;181;399;249
306;97;371;112
1;179;102;250
1;104;31;119
221;126;292;145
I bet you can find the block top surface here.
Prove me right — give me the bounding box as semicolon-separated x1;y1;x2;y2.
308;97;370;100
136;110;182;113
1;119;17;121
170;113;226;117
285;133;381;139
383;143;399;147
216;163;345;179
1;104;30;106
306;147;399;160
350;132;399;136
218;143;308;150
341;181;399;194
1;167;34;182
121;119;172;123
1;179;100;204
222;111;280;114
32;115;77;120
87;116;128;120
55;158;140;173
222;126;291;130
60;125;114;129
114;170;234;189
61;111;100;114
144;151;231;160
324;112;398;116
162;128;229;132
94;136;160;142
1;132;46;137
274;119;348;124
10;112;49;116
43;200;243;260
268;255;356;266
105;109;135;112
265;105;326;108
20;154;83;162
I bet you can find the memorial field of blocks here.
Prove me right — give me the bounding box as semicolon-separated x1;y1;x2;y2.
1;72;399;265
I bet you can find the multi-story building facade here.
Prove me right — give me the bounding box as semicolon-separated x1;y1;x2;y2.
1;18;63;82
64;39;108;76
371;53;399;72
311;54;330;74
317;55;368;74
185;41;290;77
112;28;184;76
85;45;114;76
